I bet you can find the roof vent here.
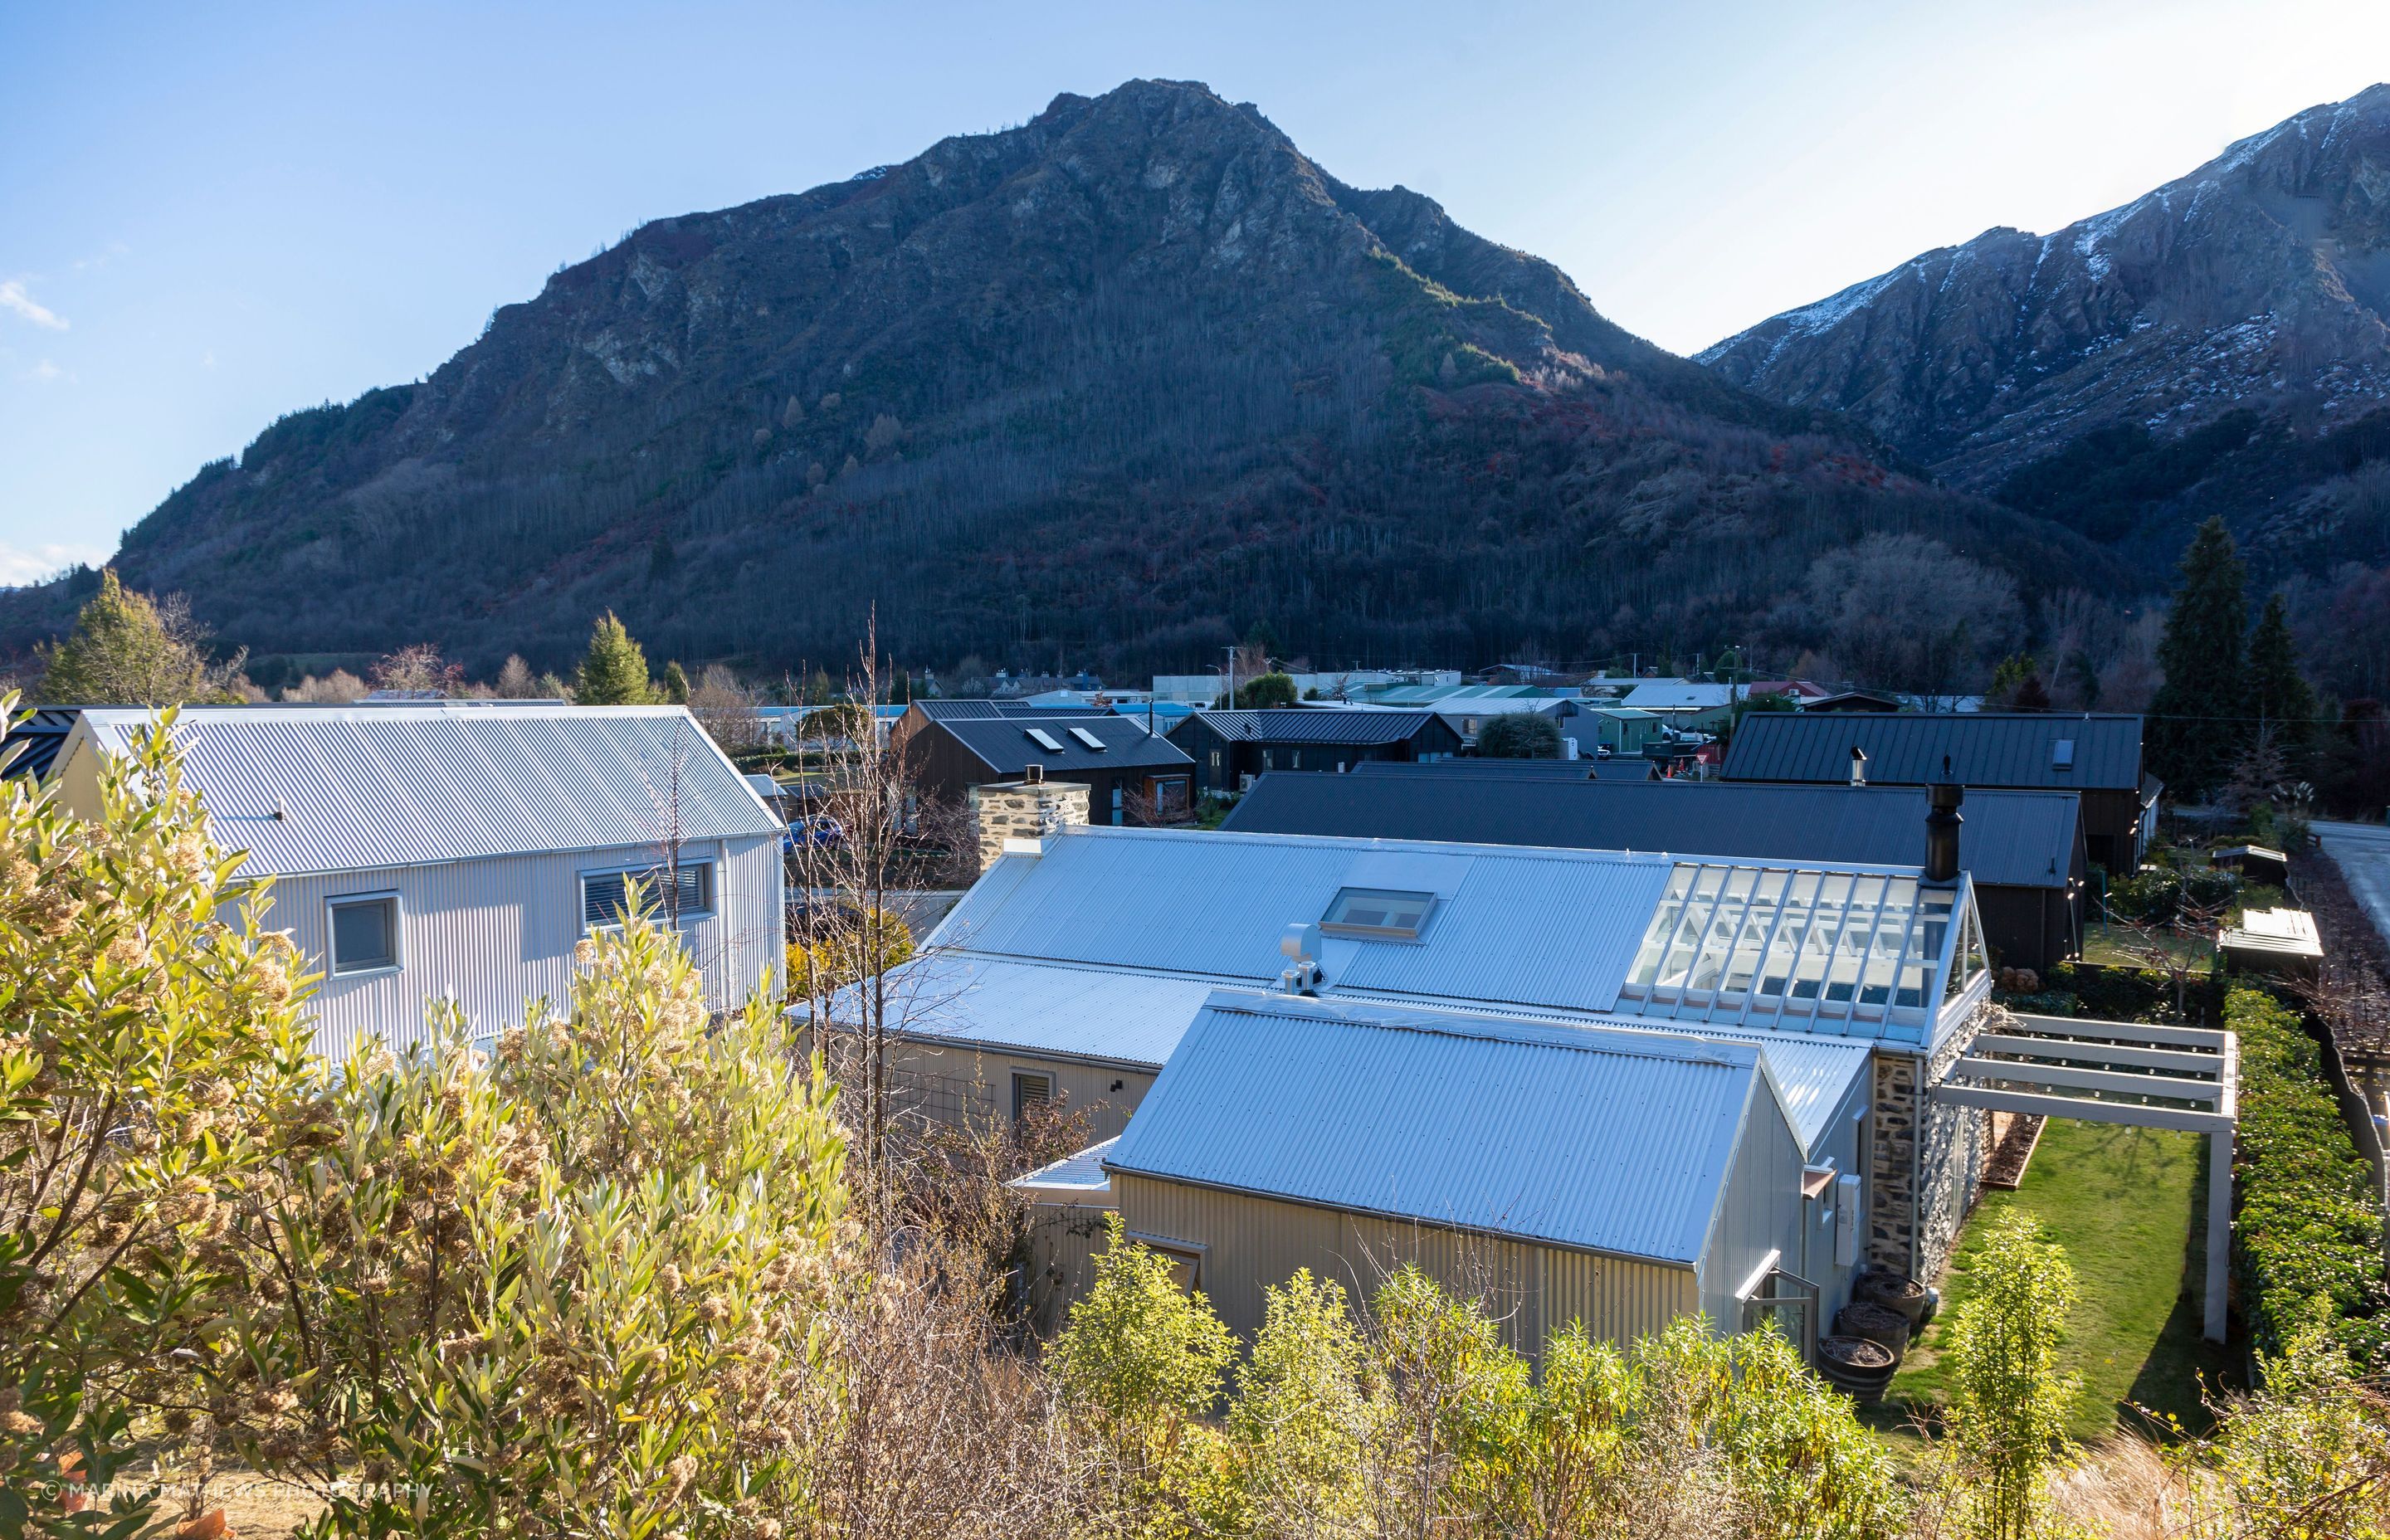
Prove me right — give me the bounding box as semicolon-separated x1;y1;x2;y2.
273;797;288;822
1848;747;1867;787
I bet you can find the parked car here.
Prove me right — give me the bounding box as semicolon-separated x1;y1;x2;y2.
783;815;846;852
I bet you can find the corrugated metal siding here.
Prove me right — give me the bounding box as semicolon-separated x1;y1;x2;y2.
1723;713;2143;792
72;705;780;875
1222;777;2080;890
1115;1174;1699;1351
1108;995;1759;1263
880;1040;1153;1140
269;832;782;1063
1696;1079;1809;1328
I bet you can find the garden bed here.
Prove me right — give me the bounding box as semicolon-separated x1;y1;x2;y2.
1980;1114;2046;1191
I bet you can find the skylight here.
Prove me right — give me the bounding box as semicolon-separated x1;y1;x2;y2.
1617;862;1970;1032
1025;728;1066;753
1069;726;1109;751
2051;738;2075;770
1321;886;1437;940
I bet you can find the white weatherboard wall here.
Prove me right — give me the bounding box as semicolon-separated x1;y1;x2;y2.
267;834;783;1061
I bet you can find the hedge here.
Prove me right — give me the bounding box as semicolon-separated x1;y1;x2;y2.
1997;962;2218;1025
2227;986;2389;1366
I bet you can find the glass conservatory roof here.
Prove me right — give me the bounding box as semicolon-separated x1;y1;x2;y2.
1616;862;1988;1041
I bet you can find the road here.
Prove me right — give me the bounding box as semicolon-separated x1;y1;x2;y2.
2317;821;2390;953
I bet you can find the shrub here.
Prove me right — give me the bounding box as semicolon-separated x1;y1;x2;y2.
1474;714;1563;758
2229;986;2389;1365
0;697;319;1536
1942;1212;2080;1540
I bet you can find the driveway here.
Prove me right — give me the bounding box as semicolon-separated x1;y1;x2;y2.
2316;821;2390;952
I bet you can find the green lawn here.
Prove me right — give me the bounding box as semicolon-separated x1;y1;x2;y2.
1868;1118;2240;1444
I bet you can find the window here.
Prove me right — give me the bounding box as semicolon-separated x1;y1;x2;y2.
1322;886;1437;940
1126;1231;1206;1292
1025;727;1066;753
582;860;715;928
1012;1070;1052;1122
328;894;398;975
2051;738;2075;771
1068;726;1108;751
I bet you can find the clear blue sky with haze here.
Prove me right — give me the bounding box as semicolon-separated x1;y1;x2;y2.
3;0;2383;584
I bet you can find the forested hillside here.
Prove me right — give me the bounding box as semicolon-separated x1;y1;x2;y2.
0;80;2106;680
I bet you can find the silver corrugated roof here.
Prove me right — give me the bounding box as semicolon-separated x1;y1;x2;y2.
1106;992;1772;1264
68;704;781;876
929;826;1670;1017
821;954;1227;1067
1723;712;2144;791
1011;1137;1120;1200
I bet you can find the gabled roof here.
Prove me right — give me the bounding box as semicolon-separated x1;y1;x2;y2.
937;713;1194;775
61;704;781;876
2;706;83;780
1219;775;2081;889
1105;992;1778;1265
929;826;1671;1018
910;699;1113;721
1723;712;2144;791
1172;708;1442;746
1623;683;1736;710
1590;758;1663;782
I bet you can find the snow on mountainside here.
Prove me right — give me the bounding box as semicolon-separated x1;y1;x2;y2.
1699;85;2390;575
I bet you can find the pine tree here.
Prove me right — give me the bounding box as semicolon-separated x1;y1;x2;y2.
660;660;691;704
2246;592;2319;764
2148;518;2249;798
37;568;219;705
575;612;656;705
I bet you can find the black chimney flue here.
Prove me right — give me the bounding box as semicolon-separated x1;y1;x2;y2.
1924;782;1963;885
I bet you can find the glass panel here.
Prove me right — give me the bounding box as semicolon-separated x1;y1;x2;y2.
1322;887;1436;939
330;899;394;972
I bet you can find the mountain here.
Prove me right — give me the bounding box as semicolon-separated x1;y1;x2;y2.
1700;86;2390;583
2;80;2100;678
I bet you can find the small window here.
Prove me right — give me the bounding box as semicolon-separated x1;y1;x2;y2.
1012;1070;1052;1122
2051;738;2075;770
329;894;398;975
1322;886;1437;939
1025;728;1066;753
1068;726;1108;752
583;861;715;928
1127;1231;1206;1293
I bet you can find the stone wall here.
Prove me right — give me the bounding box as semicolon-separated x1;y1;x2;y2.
1865;999;1996;1279
967;778;1090;875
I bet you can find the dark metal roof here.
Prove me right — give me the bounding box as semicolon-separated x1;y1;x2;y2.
1590;758;1663;782
1217;772;2082;889
1352;758;1595;779
1172;708;1441;747
1;707;80;780
910;699;1113;721
941;714;1194;775
1721;712;2144;791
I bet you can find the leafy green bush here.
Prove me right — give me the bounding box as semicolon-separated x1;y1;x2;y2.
1943;1213;2080;1540
2108;864;2239;924
1473;714;1562;758
2034;962;2215;1023
2228;986;2389;1366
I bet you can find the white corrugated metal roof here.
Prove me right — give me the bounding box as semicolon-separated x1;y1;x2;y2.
1011;1137;1119;1202
928;826;1670;1017
66;705;781;875
821;955;1228;1068
1107;993;1773;1264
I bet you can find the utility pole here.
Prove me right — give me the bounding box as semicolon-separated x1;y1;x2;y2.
1224;645;1236;711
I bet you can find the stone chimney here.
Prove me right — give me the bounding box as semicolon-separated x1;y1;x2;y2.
967;777;1090;876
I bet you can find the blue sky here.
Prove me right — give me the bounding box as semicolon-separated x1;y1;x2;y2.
3;0;2383;582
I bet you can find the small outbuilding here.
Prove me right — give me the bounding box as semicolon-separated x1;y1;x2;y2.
53;704;787;1058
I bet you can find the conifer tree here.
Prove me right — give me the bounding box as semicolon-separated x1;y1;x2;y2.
575;612;656;704
37;568;229;704
2246;592;2319;762
660;660;691;704
2148;518;2249;798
